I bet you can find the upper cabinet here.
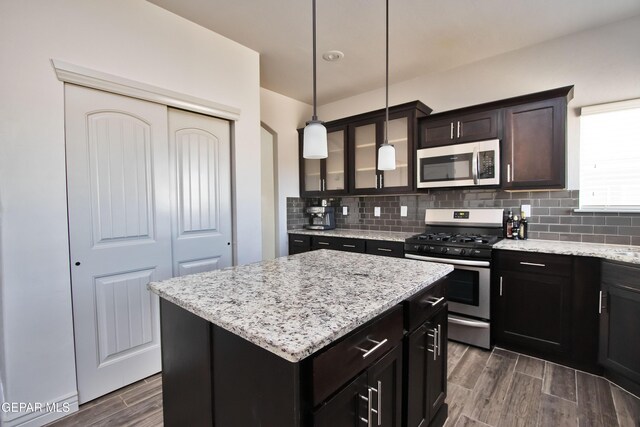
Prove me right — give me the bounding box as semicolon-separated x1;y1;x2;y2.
420;109;500;148
299;101;431;197
502;96;568;189
298;125;348;197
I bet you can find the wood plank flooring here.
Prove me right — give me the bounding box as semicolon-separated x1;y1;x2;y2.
45;342;640;426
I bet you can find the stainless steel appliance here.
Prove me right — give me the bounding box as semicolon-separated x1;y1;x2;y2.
416;139;500;189
304;206;336;230
404;208;504;349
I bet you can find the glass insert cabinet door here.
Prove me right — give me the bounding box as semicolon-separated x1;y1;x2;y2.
351;116;410;192
325;129;345;191
304;158;321;192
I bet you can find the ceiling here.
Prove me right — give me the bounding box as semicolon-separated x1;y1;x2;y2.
148;0;640;105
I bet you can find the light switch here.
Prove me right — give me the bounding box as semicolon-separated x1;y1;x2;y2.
521;204;532;217
342;206;348;215
400;206;408;217
374;207;381;217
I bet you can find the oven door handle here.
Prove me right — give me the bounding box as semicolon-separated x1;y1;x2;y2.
448;316;490;328
405;253;490;267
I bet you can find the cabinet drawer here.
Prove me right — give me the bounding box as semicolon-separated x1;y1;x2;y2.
365;240;404;258
288;234;311;255
602;261;640;289
312;236;365;253
404;278;447;332
497;250;572;277
311;305;403;406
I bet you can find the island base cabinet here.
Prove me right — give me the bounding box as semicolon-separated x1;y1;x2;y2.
405;305;448;427
600;261;640;396
313;345;402;427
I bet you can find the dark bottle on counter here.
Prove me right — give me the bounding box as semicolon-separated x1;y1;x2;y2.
506;211;514;239
519;212;528;240
512;215;520;240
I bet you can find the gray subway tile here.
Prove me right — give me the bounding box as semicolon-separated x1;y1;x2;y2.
559;233;582;242
618;226;640;236
582;234;606;244
594;225;618;235
560;198;579;208
550;190;572;199
549;225;571;233
529;224;550;232
581;216;605;225
632;236;640;246
530;191;550;199
571;225;594;234
560;216;582;225
549;207;573;216
540;216;560;224
538;232;560;240
605;235;631;245
606;216;632;226
532;207;550;216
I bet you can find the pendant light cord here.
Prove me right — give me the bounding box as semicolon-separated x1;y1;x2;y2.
384;0;389;144
312;0;318;121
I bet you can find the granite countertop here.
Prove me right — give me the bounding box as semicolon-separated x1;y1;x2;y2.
494;239;640;265
148;250;452;363
288;228;415;242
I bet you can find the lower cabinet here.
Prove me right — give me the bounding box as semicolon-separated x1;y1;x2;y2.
405;305;448;427
288;233;404;258
314;346;403;427
492;250;600;373
599;261;640;396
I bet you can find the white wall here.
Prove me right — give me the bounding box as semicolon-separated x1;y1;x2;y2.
318;15;640;190
260;88;311;256
0;1;260;425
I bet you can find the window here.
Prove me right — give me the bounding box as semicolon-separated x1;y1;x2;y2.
579;98;640;211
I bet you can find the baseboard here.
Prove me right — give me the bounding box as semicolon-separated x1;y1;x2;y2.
0;392;78;427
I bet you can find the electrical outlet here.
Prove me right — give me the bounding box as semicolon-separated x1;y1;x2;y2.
521;204;532;217
342;206;348;215
400;206;408;217
374;207;381;217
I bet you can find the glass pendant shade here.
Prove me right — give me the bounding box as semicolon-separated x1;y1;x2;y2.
378;143;396;170
303;120;328;159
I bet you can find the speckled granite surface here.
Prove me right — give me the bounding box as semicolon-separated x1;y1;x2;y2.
287;228;415;242
494;239;640;264
148;250;452;363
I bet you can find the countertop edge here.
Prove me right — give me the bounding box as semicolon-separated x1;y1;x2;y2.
287;228;414;242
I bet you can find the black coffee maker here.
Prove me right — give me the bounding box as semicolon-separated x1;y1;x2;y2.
304;206;336;230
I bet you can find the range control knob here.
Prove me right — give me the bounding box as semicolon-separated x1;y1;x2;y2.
441;247;449;254
460;249;466;255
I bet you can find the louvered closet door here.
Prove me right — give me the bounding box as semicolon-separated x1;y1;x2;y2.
168;108;232;276
66;84;171;403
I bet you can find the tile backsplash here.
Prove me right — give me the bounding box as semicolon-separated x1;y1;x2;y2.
287;190;640;246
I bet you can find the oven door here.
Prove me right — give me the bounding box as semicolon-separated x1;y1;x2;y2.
446;263;490;320
416;139;500;188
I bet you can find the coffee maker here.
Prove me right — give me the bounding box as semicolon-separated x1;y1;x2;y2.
304;206;336;230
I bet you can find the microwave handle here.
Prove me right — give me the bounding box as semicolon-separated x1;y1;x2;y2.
472;146;479;185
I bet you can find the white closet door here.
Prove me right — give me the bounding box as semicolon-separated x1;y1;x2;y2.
66;84;171;403
168;108;233;275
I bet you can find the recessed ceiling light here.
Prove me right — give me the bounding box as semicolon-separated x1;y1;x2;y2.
322;50;344;62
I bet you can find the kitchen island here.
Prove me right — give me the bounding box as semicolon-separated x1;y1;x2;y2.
149;249;452;427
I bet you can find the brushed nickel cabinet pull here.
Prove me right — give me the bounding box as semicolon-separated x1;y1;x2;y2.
457;121;461;138
423;296;445;307
450;122;454;139
343;244;356;248
520;261;546;267
356;338;389;359
376;380;382;426
599;290;603;314
377;247;393;252
317;241;330;246
500;276;503;296
293;239;304;243
437;324;442;357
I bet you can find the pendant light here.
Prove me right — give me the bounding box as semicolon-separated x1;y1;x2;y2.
377;0;396;171
303;0;328;159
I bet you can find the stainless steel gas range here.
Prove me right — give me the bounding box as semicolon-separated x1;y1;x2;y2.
404;208;504;349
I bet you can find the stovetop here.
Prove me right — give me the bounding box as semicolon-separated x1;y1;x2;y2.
404;229;502;261
410;232;500;246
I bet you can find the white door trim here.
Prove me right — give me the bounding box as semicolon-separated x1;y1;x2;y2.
51;59;241;121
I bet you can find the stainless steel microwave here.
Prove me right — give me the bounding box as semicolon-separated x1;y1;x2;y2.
416;139;500;189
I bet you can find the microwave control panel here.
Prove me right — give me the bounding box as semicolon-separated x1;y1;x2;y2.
478;151;495;179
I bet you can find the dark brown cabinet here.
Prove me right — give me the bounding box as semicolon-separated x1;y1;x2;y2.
298;101;431;197
599;261;640;396
419;109;500;148
405;279;448;427
502;96;569;189
313;346;403;427
288;233;404;258
492;250;600;373
299;125;348;197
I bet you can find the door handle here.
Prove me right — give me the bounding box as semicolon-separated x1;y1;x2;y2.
342;244;356;248
457;121;461;138
356;338;388;359
450;122;454;139
422;296;445;308
359;387;373;425
437;324;442;356
377;247;393;252
499;276;503;296
317;241;330;246
519;261;546;268
507;164;511;183
472;146;479;185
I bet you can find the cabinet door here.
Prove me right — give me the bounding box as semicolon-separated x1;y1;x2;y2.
313;372;368;427
367;346;403;427
405;325;429;427
426;305;447;422
381;116;412;193
325;127;347;192
456;110;500;143
420;117;455;148
599;262;640;385
495;270;571;356
503;98;566;189
350;118;380;193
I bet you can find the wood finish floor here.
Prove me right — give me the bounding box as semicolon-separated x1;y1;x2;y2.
46;342;640;427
